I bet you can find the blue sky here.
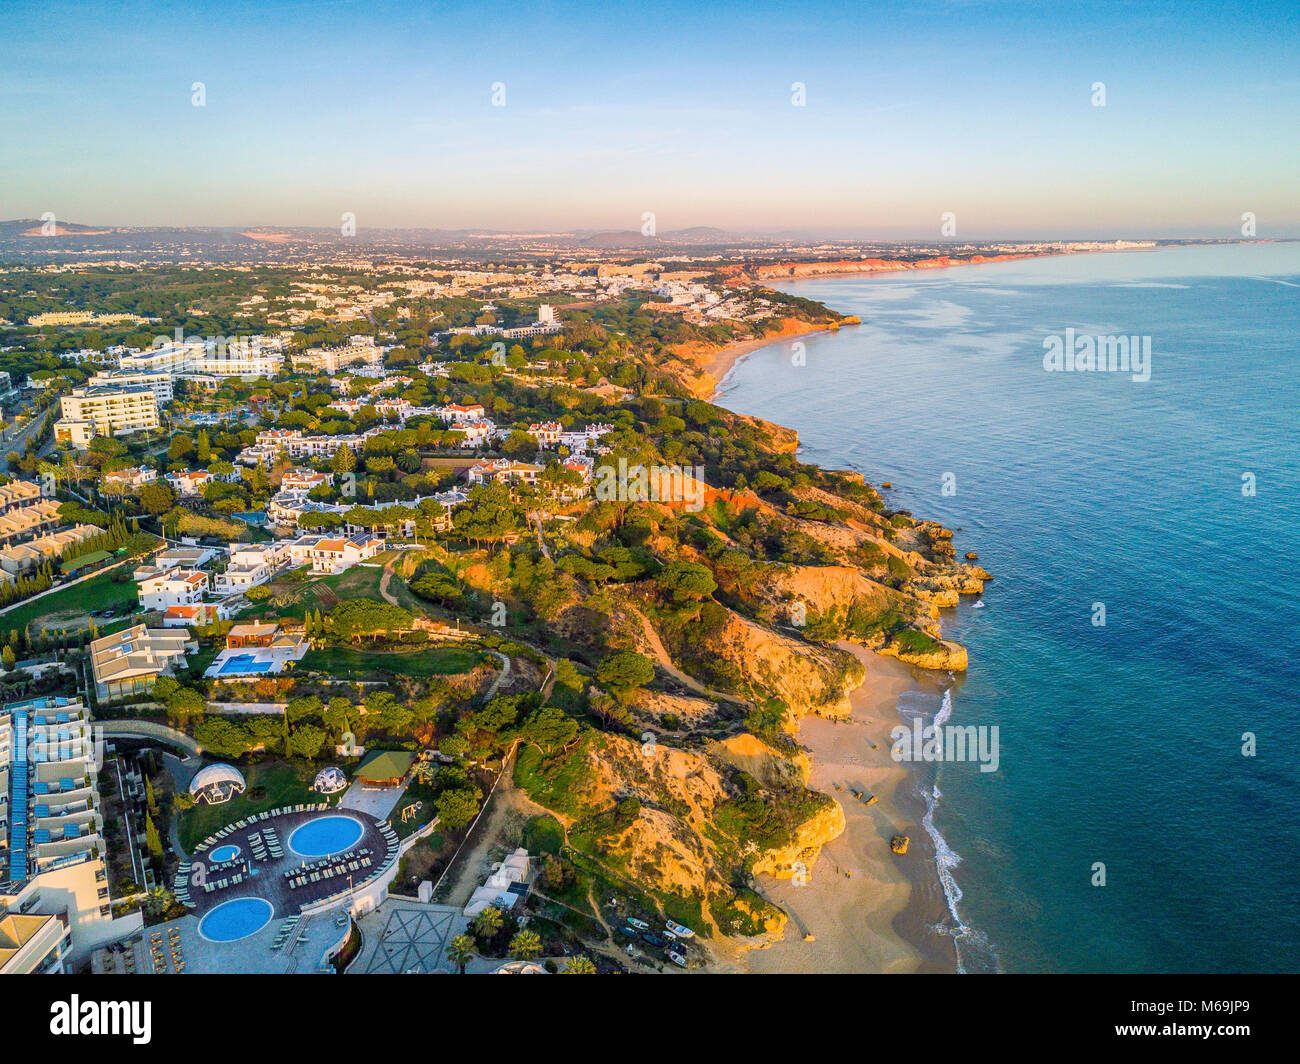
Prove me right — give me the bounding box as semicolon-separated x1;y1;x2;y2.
1;0;1296;237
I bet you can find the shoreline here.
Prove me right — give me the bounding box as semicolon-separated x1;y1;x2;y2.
706;243;1187;400
703;322;848;398
724;646;955;974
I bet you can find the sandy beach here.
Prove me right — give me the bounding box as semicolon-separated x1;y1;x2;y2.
727;644;955;973
704;323;844;398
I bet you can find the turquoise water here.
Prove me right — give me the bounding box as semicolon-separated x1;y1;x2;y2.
289;815;363;857
198;896;274;942
718;244;1300;973
210;844;240;863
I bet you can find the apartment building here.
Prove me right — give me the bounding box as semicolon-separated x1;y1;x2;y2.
0;697;142;969
267;492;346;532
280;468;333;493
438;402;487;422
118;337;284;380
136;568;209;611
88;625;195;701
213;542;283;594
286;531;382;574
557;423;615;453
0;480;42;514
0;524;99;580
467;458;543;486
0;499;63;546
56;385;159;440
87;369;174;404
289;338;383;374
527;421;563;447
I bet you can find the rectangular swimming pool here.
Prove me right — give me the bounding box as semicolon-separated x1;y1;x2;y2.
217;655;275;676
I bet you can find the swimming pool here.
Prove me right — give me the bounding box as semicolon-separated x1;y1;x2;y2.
289;815;364;857
217;654;274;676
198;896;273;942
210;844;240;863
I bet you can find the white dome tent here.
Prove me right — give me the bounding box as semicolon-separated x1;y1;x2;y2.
187;763;247;805
313;766;348;795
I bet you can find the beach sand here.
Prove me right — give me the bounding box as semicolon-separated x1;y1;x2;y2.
725;644;956;973
704;324;840;398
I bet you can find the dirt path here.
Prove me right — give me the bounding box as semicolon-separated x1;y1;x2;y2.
627;605;751;708
379;559;400;606
436;745;545;907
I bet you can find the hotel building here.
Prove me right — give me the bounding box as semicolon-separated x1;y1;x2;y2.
56;385;159;441
0;697;142;971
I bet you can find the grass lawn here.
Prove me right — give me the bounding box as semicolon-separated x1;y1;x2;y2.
252;562;391;621
391;782;439;839
177;759;330;851
0;569;140;633
298;642;485;679
522;814;565;856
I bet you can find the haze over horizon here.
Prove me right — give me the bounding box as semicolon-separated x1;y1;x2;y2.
3;0;1297;239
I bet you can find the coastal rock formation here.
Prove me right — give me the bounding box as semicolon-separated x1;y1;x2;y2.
681;607;864;718
722;251;1052;283
750;799;846;879
515;729;831;941
879;634;969;671
711;732;812;789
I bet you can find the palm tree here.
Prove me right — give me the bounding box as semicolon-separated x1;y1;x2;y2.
509;929;543;960
447;934;475;975
143;886;174;917
561;955;596;974
471;905;503;941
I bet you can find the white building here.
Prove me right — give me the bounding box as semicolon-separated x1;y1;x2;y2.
213;543;284;595
0;697;143;970
286;532;383;575
136;568;210;611
87;369;174;404
118;336;284;380
56;385;159;441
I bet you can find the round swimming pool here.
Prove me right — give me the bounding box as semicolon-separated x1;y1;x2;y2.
289;815;364;857
210;844;240;863
198;896;273;942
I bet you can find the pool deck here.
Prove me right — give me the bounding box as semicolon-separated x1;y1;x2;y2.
128;907;352;974
184;807;397;923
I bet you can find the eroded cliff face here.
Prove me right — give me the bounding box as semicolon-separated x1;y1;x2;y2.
711;732;812;789
672;605;865;719
750;800;847;880
518;730;838;941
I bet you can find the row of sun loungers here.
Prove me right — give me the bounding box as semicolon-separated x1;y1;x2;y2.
149;928;185;974
269;914;302;952
193;804;333;855
201;871;248;893
285;850;374;890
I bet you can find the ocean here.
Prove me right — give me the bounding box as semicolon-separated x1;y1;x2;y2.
716;243;1300;973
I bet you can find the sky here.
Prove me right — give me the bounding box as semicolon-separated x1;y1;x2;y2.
1;0;1297;238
